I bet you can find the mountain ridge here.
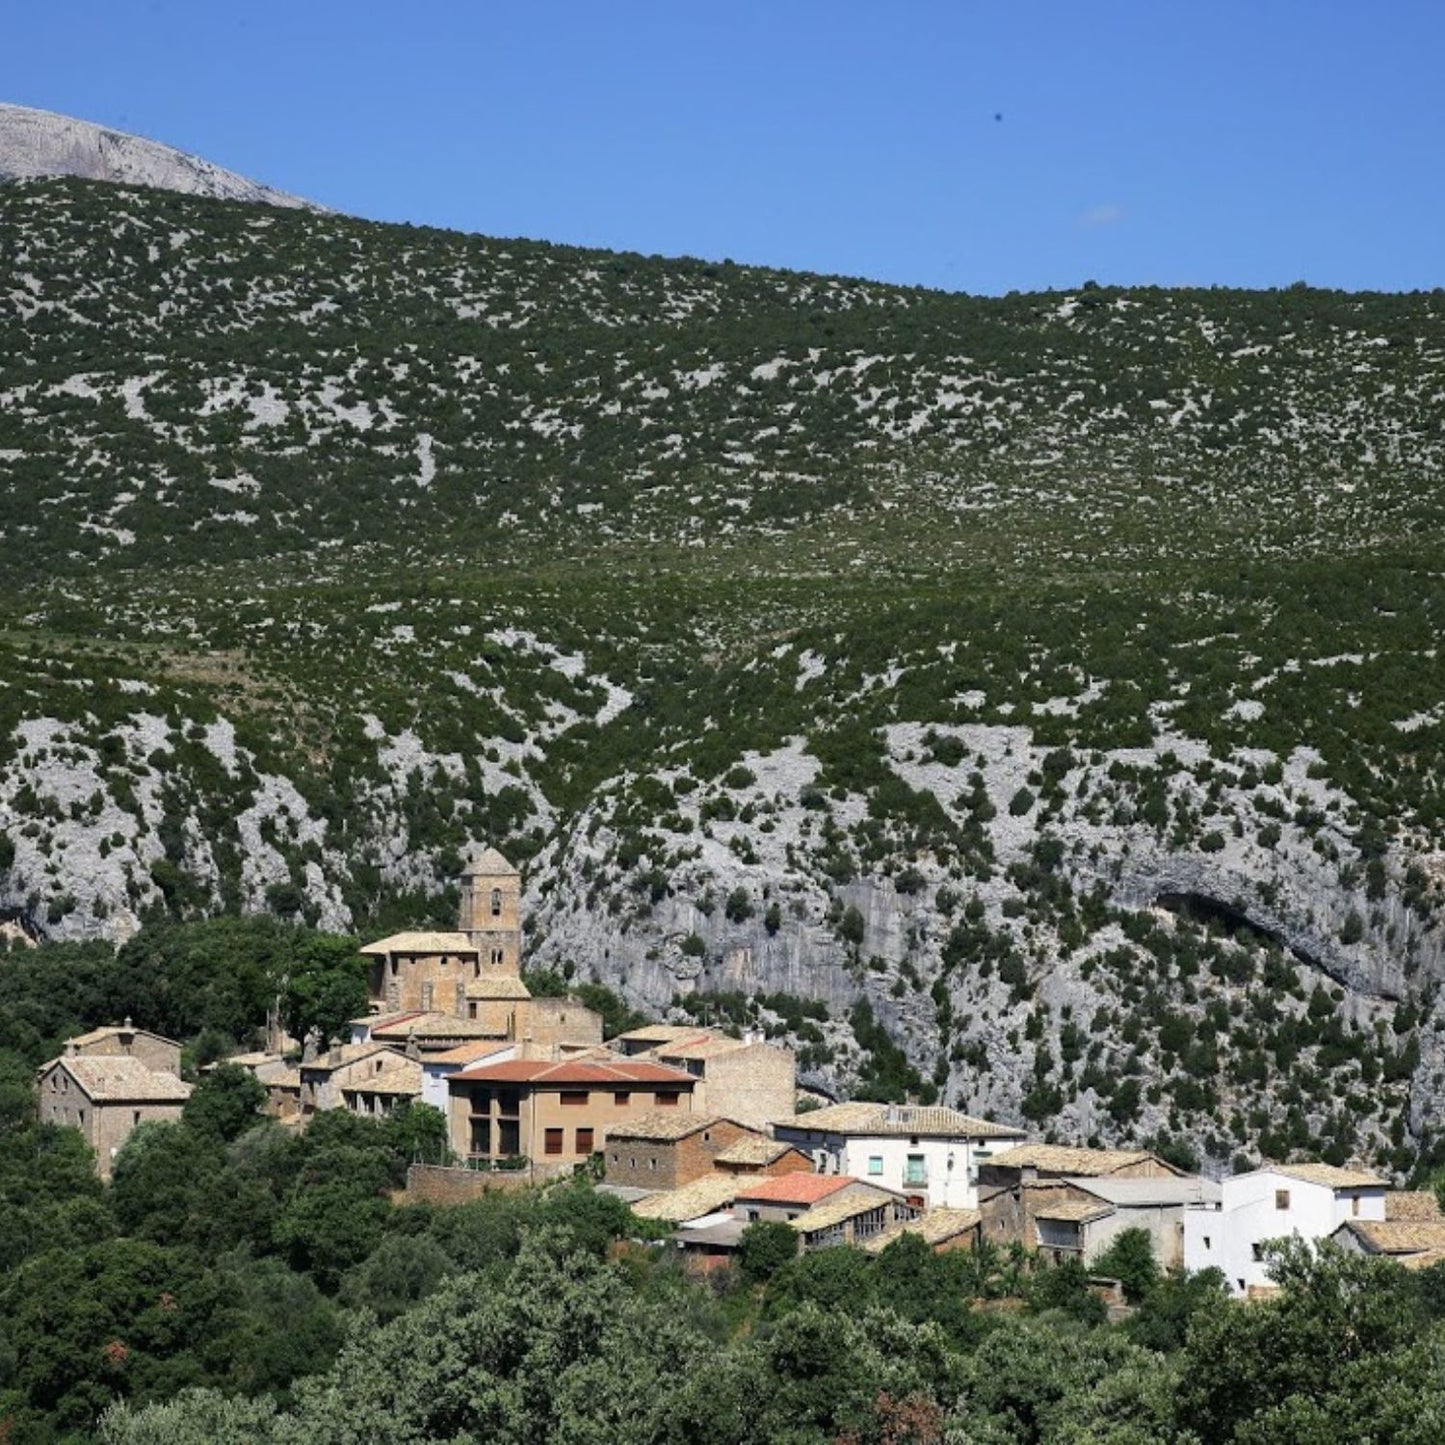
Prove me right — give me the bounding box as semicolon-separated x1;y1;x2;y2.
0;102;320;210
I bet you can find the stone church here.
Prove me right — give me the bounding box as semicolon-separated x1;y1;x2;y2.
357;848;600;1051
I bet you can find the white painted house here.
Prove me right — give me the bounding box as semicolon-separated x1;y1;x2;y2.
1183;1163;1387;1296
772;1101;1027;1210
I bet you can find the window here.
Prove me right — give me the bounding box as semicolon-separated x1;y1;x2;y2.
1251;1243;1265;1262
747;1209;760;1222
1352;1196;1361;1217
469;1003;478;1020
614;1091;629;1107
1203;1236;1212;1250
576;1128;595;1154
492;948;504;966
904;1154;927;1187
655;1091;680;1108
133;1110;141;1126
491;888;502;917
559;1091;588;1107
868;1156;884;1176
545;1128;564;1156
1275;1189;1291;1211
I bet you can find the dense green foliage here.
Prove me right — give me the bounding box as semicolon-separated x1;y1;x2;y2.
0;917;367;1068
90;1230;1445;1445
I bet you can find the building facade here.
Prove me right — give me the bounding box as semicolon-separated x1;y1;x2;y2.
1183;1163;1387;1296
774;1102;1028;1209
36;1054;191;1178
446;1057;698;1174
612;1027;796;1130
604;1114;762;1191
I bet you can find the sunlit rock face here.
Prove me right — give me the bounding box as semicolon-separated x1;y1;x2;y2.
0;103;318;209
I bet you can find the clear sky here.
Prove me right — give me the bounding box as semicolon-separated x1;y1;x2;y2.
6;2;1442;296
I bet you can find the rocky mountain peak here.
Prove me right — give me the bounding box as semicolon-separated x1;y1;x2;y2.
0;102;320;209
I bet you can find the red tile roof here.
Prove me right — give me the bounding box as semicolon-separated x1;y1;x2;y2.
451;1058;696;1087
733;1173;855;1206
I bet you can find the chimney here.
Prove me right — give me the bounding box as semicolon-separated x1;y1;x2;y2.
328;1038;343;1068
405;1032;421;1062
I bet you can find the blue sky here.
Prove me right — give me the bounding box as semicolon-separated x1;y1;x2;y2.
7;2;1442;295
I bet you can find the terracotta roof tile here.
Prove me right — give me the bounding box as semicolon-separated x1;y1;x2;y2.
777;1101;1024;1140
986;1144;1178;1176
606;1112;732;1143
733;1173;855;1206
792;1185;905;1234
1031;1197;1114;1224
714;1136;797;1167
1340;1219;1445;1255
44;1055;191;1103
360;931;476;956
464;977;532;1000
615;1025;708;1045
1387;1191;1443;1221
1271;1162;1384;1190
452;1058;695;1087
461;847;518;876
631;1175;741;1223
862;1207;982;1253
424;1042;516;1066
344;1061;423;1096
68;1023;179;1049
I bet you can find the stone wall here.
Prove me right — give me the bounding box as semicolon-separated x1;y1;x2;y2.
404;1161;569;1206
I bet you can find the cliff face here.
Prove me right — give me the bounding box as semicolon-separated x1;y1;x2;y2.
518;722;1440;1170
0;104;317;208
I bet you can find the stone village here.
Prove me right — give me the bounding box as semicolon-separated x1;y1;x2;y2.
36;846;1445;1298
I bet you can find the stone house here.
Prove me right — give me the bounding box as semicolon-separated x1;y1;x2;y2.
62;1020;182;1076
732;1173;883;1224
340;1057;425;1118
446;1057;698;1174
298;1041;415;1115
1329;1217;1445;1264
1029;1175;1220;1270
773;1101;1027;1209
228;1051;302;1118
1183;1163;1387;1296
791;1183;917;1252
36;1054;191;1178
712;1136;815;1178
863;1206;984;1255
613;1025;710;1056
976;1145;1185;1250
611;1027;795;1130
604;1113;763;1191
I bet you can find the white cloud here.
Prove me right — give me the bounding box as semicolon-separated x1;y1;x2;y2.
1079;203;1123;228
